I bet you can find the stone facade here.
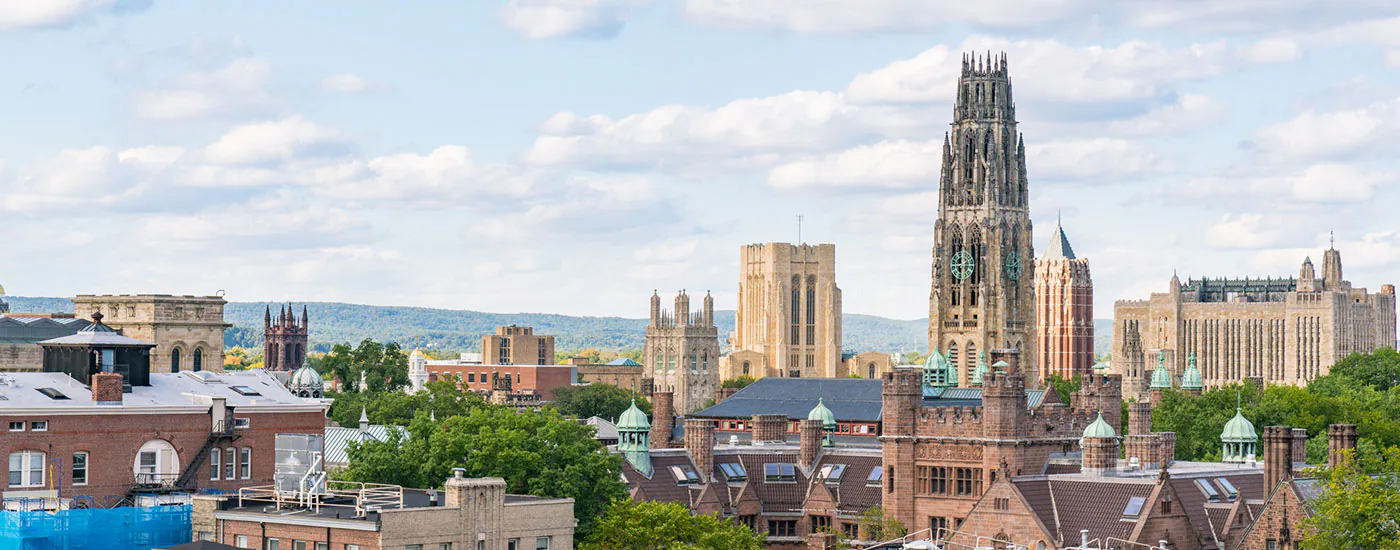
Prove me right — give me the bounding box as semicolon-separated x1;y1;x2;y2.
263;304;308;371
482;325;555;365
838;351;894;379
571;357;646;393
730;243;843;379
1034;222;1094;383
928;53;1037;385
1112;246;1397;401
73;294;230;374
645;291;720;413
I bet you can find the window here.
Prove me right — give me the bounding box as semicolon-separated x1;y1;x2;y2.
917;466;949;495
9;451;44;487
234;418;251;429
317;544;330;550
230;386;261;396
718;462;746;482
1122;496;1146;518
1216;478;1239;501
267;539;279;550
767;520;797;538
738;515;756;530
809;515;831;534
1194;478;1221;502
198;532;213;541
954;468;982;496
840;522;858;539
30;421;47;431
406;546;422;550
240;448;251;479
887;466;895;493
819;463;846;483
7;421;22;431
139;451;157;474
346;546;360;550
224;448;235;479
468;373;476;383
507;540;519;550
72;452;88;485
929;517;950;540
535;538;551;550
193;349;203;372
293;542;307;550
763;463;796;483
37;388;69;400
866;466;883;487
742;361;751;375
171;348;181;372
210;447;220;480
669;464;700;485
439;544;452;550
235;535;249;548
993;497;1010;510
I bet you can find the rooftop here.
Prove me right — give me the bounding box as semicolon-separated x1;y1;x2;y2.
692;377;1049;423
0;370;325;414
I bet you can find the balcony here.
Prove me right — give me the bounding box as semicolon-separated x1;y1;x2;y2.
132;472;182;493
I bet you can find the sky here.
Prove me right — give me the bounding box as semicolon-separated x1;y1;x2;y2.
3;1;1400;320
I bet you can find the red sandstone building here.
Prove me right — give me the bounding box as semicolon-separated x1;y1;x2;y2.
1;317;325;504
1035;221;1095;383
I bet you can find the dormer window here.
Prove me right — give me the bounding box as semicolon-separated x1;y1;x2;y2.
1216;478;1239;501
764;463;796;483
718;462;746;482
1194;479;1221;502
820;464;847;483
669;465;700;485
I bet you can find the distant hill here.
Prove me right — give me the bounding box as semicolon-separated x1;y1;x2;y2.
6;296;1115;357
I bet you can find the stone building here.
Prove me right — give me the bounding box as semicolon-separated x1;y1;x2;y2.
0;316;87;372
482;325;555;365
928;53;1037;385
192;470;574;550
1034;221;1094;383
727;243;842;379
73;294;230;374
1234;424;1357;550
573;357;646;393
1111;245;1397;401
262;304;308;371
645;290;720;414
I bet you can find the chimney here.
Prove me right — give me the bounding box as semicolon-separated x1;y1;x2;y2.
1291;428;1308;467
1128;401;1152;436
752;414;787;445
1263;426;1294;498
650;392;674;449
443;469;506;511
684;418;715;483
799;419;823;469
1081;435;1119;476
1158;432;1176;469
716;387;738;403
1328;424;1358;468
92;372;123;404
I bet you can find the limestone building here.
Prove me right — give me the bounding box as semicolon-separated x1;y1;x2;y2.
482;325;554;365
645;290;720;414
73;294;229;374
927;53;1037;386
1033;221;1094;383
728;242;842;379
1112;245;1397;401
263;304;308;371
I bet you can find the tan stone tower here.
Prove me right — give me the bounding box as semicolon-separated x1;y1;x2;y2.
730;243;842;379
644;290;720;414
1034;221;1094;383
928;52;1036;385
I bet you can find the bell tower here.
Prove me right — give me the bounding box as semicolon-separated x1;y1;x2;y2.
928;52;1036;384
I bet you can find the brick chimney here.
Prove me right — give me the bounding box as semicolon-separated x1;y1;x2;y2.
1291;428;1308;467
799;419;823;469
1158;432;1176;469
752;414;787;444
1328;424;1358;468
92;372;123;404
1081;435;1119;476
1263;426;1294;498
650;391;674;449
1128;402;1152;436
716;387;738;403
684;418;715;483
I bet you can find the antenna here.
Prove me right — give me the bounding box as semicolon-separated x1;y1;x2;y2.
1330;229;1335;249
797;214;804;244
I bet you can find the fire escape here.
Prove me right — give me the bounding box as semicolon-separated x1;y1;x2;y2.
130;420;243;498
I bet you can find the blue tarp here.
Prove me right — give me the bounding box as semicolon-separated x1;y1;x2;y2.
0;504;191;550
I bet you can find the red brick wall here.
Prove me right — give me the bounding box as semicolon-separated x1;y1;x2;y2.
0;410;323;502
424;364;574;400
221;519;381;549
1236;484;1308;550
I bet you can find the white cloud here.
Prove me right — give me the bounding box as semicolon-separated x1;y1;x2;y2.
1100;94;1227;136
203;116;350;166
632;240;699;263
681;0;1086;33
500;0;650;39
0;0;149;29
1238;38;1303;64
768;139;940;190
318;73;390;94
317;145;536;205
1;146;167;212
140;194;371;250
1253;98;1400;160
1027;138;1164;181
466;175;665;241
1205;213;1285;249
131;58;273;120
1288;163;1391;203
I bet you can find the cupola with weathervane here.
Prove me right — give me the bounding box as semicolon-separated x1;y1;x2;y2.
807;398;837;447
923;347;956;390
617;399;653;476
1221;396;1258;463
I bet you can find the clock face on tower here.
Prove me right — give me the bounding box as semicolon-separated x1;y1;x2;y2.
951;250;976;281
1005;252;1022;281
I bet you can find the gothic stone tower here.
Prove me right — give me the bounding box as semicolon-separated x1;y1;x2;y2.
928;52;1036;385
733;243;842;378
1034;221;1094;383
645;290;720;414
264;304;309;371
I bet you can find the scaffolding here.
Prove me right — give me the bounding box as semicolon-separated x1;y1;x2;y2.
0;497;191;550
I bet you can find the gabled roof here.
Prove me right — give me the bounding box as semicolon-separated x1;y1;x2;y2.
605;358;642;366
1043;222;1077;260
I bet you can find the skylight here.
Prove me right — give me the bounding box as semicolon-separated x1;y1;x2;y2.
37;388;69;400
820;463;847;483
1123;496;1146;518
1194;479;1221;502
866;466;884;487
719;462;746;482
1216;478;1239;501
764;463;796;483
230;386;261;396
669;465;700;485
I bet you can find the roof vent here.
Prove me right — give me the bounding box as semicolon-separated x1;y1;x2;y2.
183;371;223;383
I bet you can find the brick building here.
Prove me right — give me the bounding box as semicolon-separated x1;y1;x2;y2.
1112;244;1397;401
73;294;231;374
1034;221;1094;383
1;318;324;503
482;325;554;365
423;362;575;401
193;470;574;550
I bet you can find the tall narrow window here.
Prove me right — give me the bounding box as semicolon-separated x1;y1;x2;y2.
790;276;801;344
171;348;181;372
210;448;220;480
72;452;88;485
193;349;203;372
806;276;817;345
240;448;251;479
224;447;235;479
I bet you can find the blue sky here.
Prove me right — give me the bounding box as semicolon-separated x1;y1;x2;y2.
3;1;1400;321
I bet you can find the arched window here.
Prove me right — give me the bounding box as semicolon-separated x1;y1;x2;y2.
742;361;751;375
967;343;978;383
947;343;959;369
134;440;179;485
193;349;203;372
170;348;181;372
868;363;877;379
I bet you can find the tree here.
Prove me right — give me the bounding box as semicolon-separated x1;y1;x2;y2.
321;339;410;393
721;375;757;390
1325;348;1400;392
326;380;485;428
855;506;906;543
581;500;765;550
341;406;627;537
1300;447;1400;548
551;383;651;420
1046;374;1082;407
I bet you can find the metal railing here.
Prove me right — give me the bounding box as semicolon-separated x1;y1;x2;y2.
132;472;181;490
237;479;404;518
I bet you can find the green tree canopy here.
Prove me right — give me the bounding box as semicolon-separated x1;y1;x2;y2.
721;375;757;389
581;500;766;550
550;383;651;420
1300;447;1400;548
326;380;485;427
340;406;627;537
321;338;410;393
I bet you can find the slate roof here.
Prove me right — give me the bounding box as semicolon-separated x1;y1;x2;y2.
1043;222;1077;260
586;416;619;440
692;378;1049;423
604;358;642;366
0;317;89;345
1168;471;1264;548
